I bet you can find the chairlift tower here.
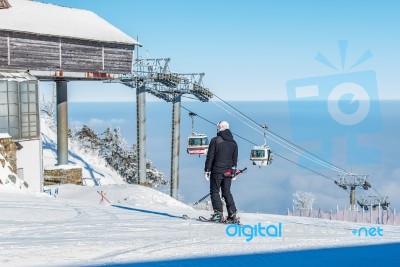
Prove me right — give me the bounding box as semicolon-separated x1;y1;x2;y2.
334;174;371;211
358;195;390;211
115;58;213;199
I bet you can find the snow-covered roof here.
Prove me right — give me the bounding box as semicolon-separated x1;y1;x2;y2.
0;0;140;46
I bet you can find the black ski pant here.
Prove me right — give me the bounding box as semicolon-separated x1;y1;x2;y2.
210;172;237;216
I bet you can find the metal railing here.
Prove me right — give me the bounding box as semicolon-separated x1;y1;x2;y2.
288;206;399;225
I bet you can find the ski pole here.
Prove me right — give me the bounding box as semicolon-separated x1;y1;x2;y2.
194;167;247;205
236;167;247;175
194;193;210;205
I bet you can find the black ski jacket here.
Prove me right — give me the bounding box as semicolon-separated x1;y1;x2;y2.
204;129;238;174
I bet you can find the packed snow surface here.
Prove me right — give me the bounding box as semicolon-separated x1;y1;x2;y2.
0;184;399;267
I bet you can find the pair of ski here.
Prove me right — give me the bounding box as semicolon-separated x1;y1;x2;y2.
182;214;241;225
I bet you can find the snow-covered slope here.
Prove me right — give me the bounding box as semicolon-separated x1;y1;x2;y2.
0;184;399;267
41;116;125;185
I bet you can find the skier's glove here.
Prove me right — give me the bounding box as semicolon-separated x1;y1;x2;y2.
204;172;211;181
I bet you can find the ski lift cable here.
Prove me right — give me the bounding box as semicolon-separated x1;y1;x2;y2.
266;129;349;173
209;96;348;173
262;131;338;173
271;153;352;195
212;99;344;171
214;94;348;173
265;130;347;172
211;100;265;135
181;105;255;145
371;186;382;197
210;101;345;172
181;105;347;185
181;105;380;198
183;103;346;175
212;99;315;157
266;134;349;174
255;126;346;172
273;153;335;182
209;95;349;174
212;100;311;163
183;103;327;169
211;101;325;168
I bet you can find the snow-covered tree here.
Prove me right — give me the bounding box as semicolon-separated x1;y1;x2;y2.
101;127;127;170
293;190;316;210
40;90;57;133
118;145;137;184
146;160;167;187
72;125;102;155
40;84;56;119
98;126;166;187
40;97;167;188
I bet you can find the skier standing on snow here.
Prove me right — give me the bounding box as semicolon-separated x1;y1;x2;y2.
204;121;238;223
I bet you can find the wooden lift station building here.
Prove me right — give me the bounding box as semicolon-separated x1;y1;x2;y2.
0;0;139;191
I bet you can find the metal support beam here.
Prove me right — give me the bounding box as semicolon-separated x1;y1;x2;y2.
112;58;212;195
56;80;68;165
350;186;356;211
170;94;181;199
136;84;147;185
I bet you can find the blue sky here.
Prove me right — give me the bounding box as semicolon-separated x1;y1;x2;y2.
39;0;400;101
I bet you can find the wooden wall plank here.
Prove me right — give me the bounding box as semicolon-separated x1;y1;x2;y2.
0;31;134;74
0;35;8;65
